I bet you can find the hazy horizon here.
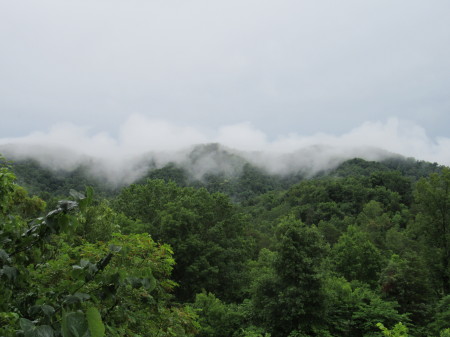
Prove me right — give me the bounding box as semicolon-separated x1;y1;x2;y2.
1;115;447;184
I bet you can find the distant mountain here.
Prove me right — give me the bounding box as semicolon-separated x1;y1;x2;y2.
1;142;444;201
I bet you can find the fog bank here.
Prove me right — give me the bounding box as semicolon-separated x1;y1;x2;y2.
0;115;448;184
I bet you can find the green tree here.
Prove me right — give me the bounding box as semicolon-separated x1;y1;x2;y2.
331;225;384;287
0;157;19;215
75;199;123;242
369;170;413;206
380;254;432;327
0;166;199;336
414;168;450;295
250;216;327;337
356;200;392;249
193;292;245;337
323;276;407;336
377;322;409;337
113;179;251;301
429;295;450;335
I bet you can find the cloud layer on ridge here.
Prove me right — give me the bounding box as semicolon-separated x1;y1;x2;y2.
0;114;449;183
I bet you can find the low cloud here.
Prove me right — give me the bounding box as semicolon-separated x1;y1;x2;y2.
0;114;448;184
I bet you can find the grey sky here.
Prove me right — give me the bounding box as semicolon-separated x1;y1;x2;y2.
1;1;450;165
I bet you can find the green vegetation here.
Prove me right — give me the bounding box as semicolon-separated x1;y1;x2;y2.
2;152;450;336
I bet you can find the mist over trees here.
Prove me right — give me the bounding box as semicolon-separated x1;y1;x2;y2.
1;146;450;336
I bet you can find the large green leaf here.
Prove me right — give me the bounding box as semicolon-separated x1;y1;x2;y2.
64;292;90;305
86;307;105;337
28;304;55;317
20;318;54;337
19;318;35;332
62;311;89;337
32;326;54;337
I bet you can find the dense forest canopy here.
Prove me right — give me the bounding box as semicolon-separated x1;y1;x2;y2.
1;148;450;337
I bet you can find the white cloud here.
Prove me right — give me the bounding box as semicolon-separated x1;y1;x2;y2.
0;115;449;184
118;114;208;154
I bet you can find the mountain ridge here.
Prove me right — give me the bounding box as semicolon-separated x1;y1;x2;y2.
1;142;443;202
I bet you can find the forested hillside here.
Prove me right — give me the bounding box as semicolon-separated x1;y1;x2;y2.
1;151;450;336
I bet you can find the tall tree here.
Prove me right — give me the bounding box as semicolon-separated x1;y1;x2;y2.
251;216;327;336
113;179;251;301
414;168;450;295
331;225;384;287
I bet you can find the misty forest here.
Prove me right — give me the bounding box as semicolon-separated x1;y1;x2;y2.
2;144;450;337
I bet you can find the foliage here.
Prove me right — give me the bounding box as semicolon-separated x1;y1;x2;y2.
138;162;189;186
113;179;252;301
356;200;393;249
331;225;384;287
441;329;450;337
380;253;432;325
323;276;408;336
377;322;409;337
75;199;123;242
0;165;198;337
429;295;450;335
193;292;246;337
5;154;450;336
250;217;328;337
9;158;116;199
414;168;450;295
0;157;17;215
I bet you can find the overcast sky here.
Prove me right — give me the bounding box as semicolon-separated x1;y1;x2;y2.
1;1;450;165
